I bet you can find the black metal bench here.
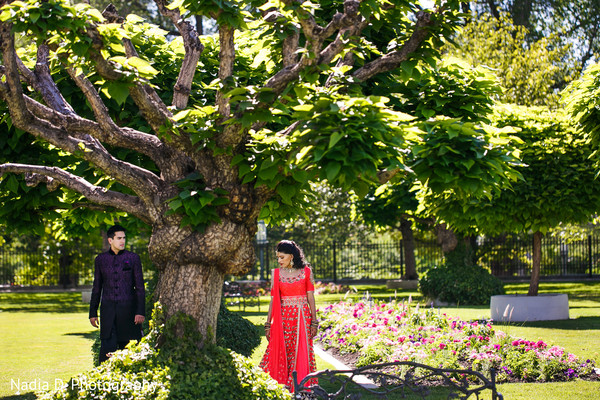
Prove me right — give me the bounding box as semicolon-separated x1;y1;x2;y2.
293;361;503;399
222;281;261;311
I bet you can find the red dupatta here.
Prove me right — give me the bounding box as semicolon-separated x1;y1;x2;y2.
263;268;288;385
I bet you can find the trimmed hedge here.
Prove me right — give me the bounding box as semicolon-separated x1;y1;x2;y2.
419;263;505;305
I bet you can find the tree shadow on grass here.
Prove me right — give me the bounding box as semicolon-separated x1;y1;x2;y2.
64;331;97;340
0;392;36;400
0;293;88;313
495;315;600;330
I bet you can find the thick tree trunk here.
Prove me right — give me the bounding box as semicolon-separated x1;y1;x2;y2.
400;218;418;280
528;231;542;296
155;261;225;343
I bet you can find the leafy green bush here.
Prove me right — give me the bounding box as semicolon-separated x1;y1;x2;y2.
50;303;291;400
216;300;261;357
418;263;505;305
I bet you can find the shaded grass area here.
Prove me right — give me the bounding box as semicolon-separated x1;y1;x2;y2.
1;281;599;399
0;292;89;313
0;293;96;399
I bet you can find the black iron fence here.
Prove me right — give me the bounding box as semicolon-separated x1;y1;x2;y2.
0;245;153;288
1;234;600;287
247;234;600;282
478;235;600;278
251;240;445;282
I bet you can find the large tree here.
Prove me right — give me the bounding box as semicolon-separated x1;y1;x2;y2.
0;0;520;339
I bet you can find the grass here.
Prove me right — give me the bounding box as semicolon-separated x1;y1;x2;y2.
0;293;96;400
1;281;599;399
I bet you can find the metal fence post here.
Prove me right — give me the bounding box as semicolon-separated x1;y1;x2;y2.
333;241;337;283
400;239;404;278
589;235;593;277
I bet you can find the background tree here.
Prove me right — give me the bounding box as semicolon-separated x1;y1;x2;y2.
359;56;512;268
269;181;371;246
358;179;421;279
444;12;576;107
428;104;600;295
470;0;599;74
0;0;520;341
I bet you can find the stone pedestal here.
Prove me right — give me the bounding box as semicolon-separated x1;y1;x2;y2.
490;294;569;322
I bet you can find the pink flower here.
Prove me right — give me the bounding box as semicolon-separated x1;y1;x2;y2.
439;343;447;350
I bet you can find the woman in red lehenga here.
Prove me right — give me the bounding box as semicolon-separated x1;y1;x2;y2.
260;240;318;392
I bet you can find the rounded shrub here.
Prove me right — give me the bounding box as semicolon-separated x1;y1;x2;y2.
58;303;290;400
419;263;505;305
216;300;262;357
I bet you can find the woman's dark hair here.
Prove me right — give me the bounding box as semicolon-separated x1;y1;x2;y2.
276;240;309;269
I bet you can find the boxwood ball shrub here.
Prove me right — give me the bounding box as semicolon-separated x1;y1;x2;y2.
419;263;505;305
58;303;290;400
216;299;262;357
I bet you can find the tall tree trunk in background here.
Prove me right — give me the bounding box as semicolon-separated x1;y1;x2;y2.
195;15;203;35
511;0;534;27
435;223;458;254
528;230;542;296
486;0;533;28
486;0;501;19
400;217;418;280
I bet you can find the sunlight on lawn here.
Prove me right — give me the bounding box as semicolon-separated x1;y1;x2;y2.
0;294;95;399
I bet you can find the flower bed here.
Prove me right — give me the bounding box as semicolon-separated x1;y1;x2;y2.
317;299;597;383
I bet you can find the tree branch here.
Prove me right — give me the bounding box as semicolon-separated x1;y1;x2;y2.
16;44;76;116
377;168;401;184
0;23;166;212
216;23;235;119
264;0;365;95
352;11;434;82
0;163;151;223
21;92;187;180
153;0;204;109
97;5;173;133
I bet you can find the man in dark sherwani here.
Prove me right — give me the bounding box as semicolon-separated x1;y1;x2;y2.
89;224;145;363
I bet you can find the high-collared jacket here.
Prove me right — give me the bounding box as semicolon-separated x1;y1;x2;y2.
89;249;145;340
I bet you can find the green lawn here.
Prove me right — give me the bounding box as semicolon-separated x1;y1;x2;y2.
1;281;599;399
0;293;96;400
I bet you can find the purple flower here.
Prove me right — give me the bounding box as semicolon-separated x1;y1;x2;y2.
565;368;577;379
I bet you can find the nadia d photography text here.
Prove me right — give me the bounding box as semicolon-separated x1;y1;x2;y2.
10;377;158;394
